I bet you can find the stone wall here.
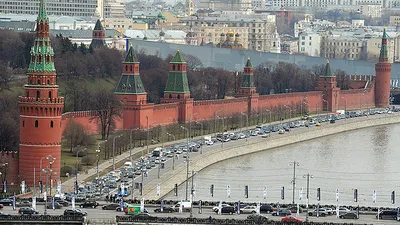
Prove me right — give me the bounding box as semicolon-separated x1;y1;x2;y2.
142;114;400;200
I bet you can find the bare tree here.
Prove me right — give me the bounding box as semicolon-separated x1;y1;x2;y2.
182;54;203;70
62;120;95;153
91;89;121;140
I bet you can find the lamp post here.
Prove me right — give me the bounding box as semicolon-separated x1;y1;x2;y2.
216;116;224;148
0;163;8;194
301;97;308;117
167;133;176;170
241;112;248;141
195;121;203;154
39;155;52;195
214;109;222;134
75;148;87;194
96;148;101;180
322;99;329;117
264;109;272;137
290;161;299;204
42;168;52;215
129;129;135;163
180;125;190;201
112;135;123;171
284;105;292;130
303;173;313;222
146;116;149;155
48;156;56;197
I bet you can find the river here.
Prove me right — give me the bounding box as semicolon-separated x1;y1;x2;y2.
164;123;400;207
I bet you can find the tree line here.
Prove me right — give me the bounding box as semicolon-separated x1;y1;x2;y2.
0;29;350;152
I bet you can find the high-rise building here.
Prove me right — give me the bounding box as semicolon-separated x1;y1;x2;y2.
19;0;64;186
0;0;98;17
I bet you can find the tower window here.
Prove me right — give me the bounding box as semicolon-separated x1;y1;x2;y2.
47;80;50;85
130;65;133;71
125;65;128;71
177;94;180;99
22;121;24;127
26;91;29;97
169;94;172;99
35;120;38;128
37;79;41;85
173;64;176;70
50;120;53;128
36;90;40;101
49;91;52;100
178;64;181;70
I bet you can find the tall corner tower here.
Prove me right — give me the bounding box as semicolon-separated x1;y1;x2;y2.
115;45;151;129
90;19;107;49
375;28;392;108
19;0;64;186
316;59;339;112
236;57;256;97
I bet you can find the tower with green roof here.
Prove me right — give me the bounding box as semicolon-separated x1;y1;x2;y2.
375;28;392;108
115;45;154;129
90;19;107;49
161;50;193;123
19;0;64;186
236;57;257;97
316;59;339;112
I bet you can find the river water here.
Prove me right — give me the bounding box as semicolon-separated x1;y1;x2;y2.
164;124;400;207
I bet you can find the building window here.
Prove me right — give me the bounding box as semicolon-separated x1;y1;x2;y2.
50;120;54;128
35;120;38;128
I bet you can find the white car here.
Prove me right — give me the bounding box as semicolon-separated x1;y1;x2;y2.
240;206;258;214
205;140;214;145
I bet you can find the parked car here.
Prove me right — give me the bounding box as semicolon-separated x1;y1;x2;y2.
16;201;31;207
340;212;358;219
133;212;156;219
240;206;258;214
281;215;302;223
18;207;39;215
217;206;235;215
287;206;303;213
247;214;268;223
56;200;69;207
102;203;120;210
64;208;87;216
212;204;231;212
333;207;350;216
260;204;275;213
0;199;12;206
272;209;291;216
154;206;174;213
79;200;99;208
46;202;63;209
376;210;397;220
308;208;328;217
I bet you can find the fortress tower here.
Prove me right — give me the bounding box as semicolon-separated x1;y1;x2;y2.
115;45;153;129
236;57;256;97
19;0;64;186
316;60;340;112
375;28;392;108
90;19;107;49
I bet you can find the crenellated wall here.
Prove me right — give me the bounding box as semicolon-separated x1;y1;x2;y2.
0;151;20;192
153;103;180;126
192;97;248;121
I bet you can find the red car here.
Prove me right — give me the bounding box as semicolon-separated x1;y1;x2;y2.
281;216;302;223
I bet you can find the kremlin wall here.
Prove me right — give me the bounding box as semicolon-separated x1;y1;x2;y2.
1;0;391;190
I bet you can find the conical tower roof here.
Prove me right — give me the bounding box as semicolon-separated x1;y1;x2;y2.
38;0;48;21
171;50;186;64
245;57;252;68
94;19;104;30
322;59;334;77
124;45;138;63
379;28;388;59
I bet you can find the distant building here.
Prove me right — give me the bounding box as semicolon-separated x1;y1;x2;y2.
215;29;244;49
104;0;125;18
357;4;382;18
197;0;252;11
298;32;321;57
192;25;249;49
389;16;400;26
280;35;298;54
125;29;187;44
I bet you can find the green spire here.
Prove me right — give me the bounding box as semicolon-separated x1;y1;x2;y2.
38;0;48;21
114;74;146;94
171;50;186;64
124;45;138;63
379;28;388;59
322;59;334;77
94;19;103;31
245;57;252;68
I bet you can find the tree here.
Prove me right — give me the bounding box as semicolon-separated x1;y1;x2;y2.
182;54;203;70
335;69;351;90
91;89;121;140
62;120;94;153
0;62;11;90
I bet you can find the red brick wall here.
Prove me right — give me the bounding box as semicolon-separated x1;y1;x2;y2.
340;88;375;111
153;103;180;126
192;98;248;121
0;152;19;192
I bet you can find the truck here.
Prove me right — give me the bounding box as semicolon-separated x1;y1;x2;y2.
125;205;141;215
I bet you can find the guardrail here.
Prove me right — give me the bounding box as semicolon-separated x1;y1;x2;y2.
0;215;84;222
116;216;372;225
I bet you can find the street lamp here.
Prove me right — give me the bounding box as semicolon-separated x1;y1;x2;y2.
0;163;8;194
146;116;149;155
216;116;224;147
47;156;56;197
180;125;190;201
75;148;87;194
284;105;292;130
42;168;52;215
264;109;272;137
96;148;101;180
300;97;308;117
129;129;135;163
112;134;123;171
167;133;176;170
241;112;248;141
303;173;313;222
195;121;203;154
39;155;53;195
214;109;223;133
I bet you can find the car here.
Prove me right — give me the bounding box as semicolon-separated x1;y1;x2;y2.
308;208;328;217
287;206;303;213
212;204;231;212
0;211;10;217
46;202;63;209
340;212;358;219
240;205;258;214
333;207;350;216
282;215;302;223
16;201;31;207
133;212;156;219
272;209;292;216
56;200;69;206
102;203;120;210
0;199;12;206
278;129;285;134
247;214;268;223
217;206;235;215
64;208;87;216
154;206;174;213
18;207;39;215
376;210;397;220
79;200;99;208
260;204;275;213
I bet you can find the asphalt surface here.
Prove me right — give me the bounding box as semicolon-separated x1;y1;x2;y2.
1;204;399;224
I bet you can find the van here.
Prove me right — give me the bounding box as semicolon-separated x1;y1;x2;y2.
377;210;397;220
152;147;163;157
171;201;192;212
124;162;133;168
